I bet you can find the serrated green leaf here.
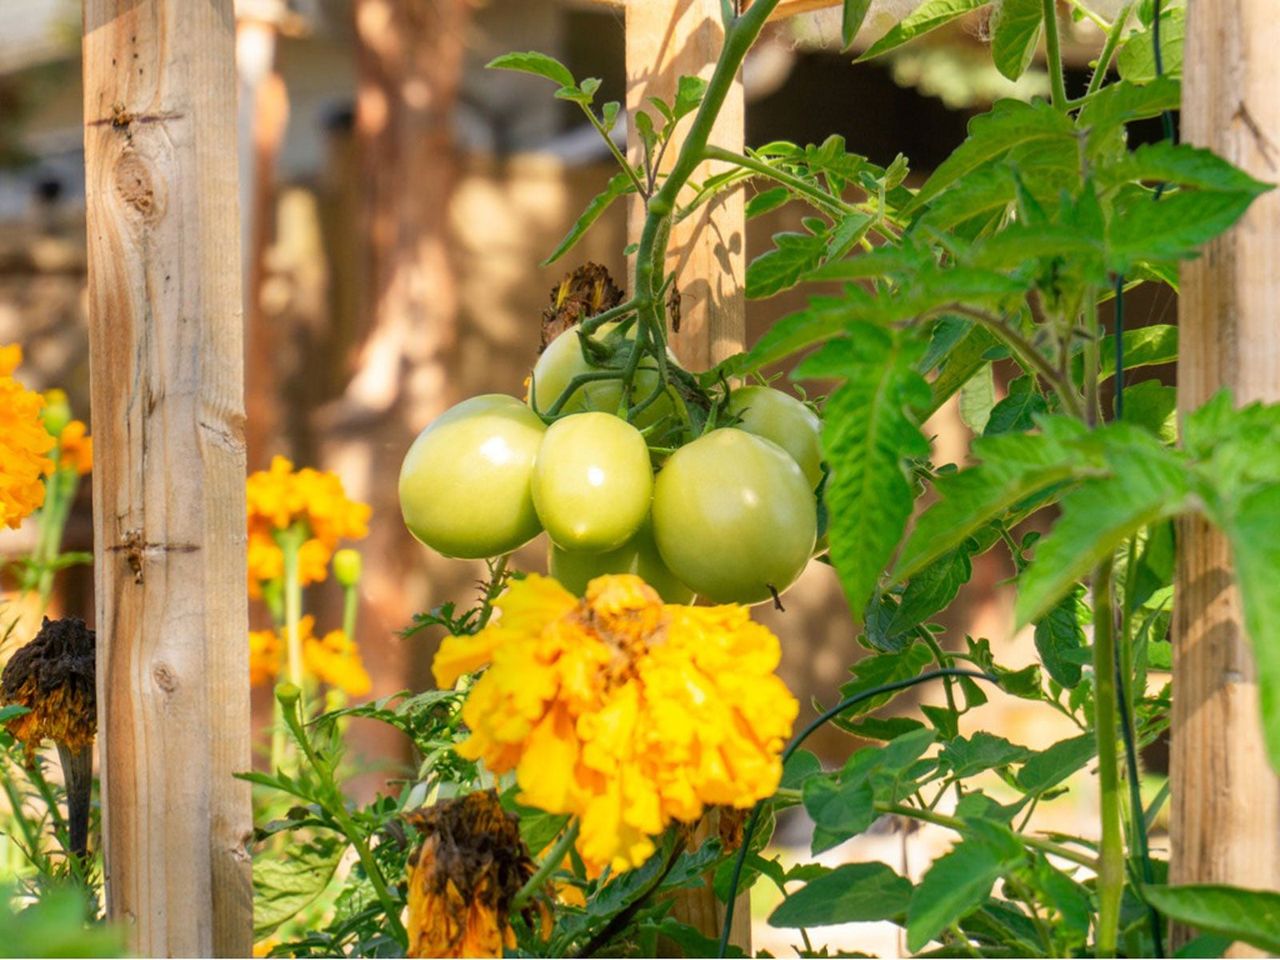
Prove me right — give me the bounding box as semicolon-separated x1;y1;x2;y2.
894;418;1090;582
984;375;1046;437
746;186;790;219
908;99;1074;213
253;835;345;940
747;231;828;299
929;323;1003;414
770;862;911;927
1121;380;1178;443
990;0;1043;80
939;731;1033;778
1034;587;1086;688
796;325;930;615
1070;324;1178;384
837;643;935;718
1221;484;1280;768
486;51;575;87
709;294;864;382
781;749;823;790
1077;76;1181;147
889;545;974;636
542;172;636;266
1015;428;1192;624
672;74;708;120
1103;142;1271;196
858;0;990;63
1143;884;1280;954
907;823;1023;951
1108;188;1261;272
1015;733;1095;794
1118;6;1185;81
803;776;876;852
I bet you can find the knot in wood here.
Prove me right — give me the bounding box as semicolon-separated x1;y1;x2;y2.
152;662;179;694
114;152;164;222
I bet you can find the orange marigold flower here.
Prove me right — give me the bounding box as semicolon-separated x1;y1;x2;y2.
245;456;370;595
54;420;93;476
0;344;54;529
432;574;798;875
248;627;283;687
303;628;372;697
405;790;538;958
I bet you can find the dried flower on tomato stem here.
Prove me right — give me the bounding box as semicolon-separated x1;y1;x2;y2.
404;790;540;958
1;617;96;858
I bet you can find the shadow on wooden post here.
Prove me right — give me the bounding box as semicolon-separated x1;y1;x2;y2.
1172;2;1280;955
82;0;252;954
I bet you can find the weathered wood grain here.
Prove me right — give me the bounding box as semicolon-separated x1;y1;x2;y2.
1172;2;1280;955
626;0;746;371
82;1;251;954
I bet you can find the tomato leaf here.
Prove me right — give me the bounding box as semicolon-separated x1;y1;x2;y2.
770;862;911;927
841;0;874;47
253;834;346;940
486;51;576;88
858;0;991;63
990;0;1043;81
542;172;636;266
795;324;931;617
1142;884;1280;955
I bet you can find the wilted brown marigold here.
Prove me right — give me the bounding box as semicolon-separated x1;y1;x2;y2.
1;617;96;761
404;790;539;958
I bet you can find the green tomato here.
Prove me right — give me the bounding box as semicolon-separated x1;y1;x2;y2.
529;324;677;428
651;428;816;605
548;516;694;604
398;394;545;559
726;385;823;490
532;412;653;552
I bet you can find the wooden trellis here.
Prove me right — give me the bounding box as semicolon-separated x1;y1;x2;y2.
79;0;1277;954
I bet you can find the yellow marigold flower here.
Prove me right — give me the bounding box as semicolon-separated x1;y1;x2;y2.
303;628;372;697
53;420;93;476
432;574;798;875
248;627;283;687
245;455;370;595
0;344;54;529
405;790;538;958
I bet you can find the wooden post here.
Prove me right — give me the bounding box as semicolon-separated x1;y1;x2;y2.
626;0;746;371
1171;1;1280;953
82;1;252;955
625;2;750;949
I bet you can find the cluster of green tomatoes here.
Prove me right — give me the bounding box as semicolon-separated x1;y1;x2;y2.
397;320;824;606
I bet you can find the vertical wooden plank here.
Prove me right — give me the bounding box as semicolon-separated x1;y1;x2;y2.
624;2;750;950
626;0;746;371
82;1;252;955
1172;1;1280;954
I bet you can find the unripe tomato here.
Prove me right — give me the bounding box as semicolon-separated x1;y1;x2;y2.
651;428;816;605
399;394;546;559
549;516;694;604
726;385;824;490
529;324;677;428
532;412;653;552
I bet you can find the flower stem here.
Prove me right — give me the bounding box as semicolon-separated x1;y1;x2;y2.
1043;0;1069;110
1085;1;1134;97
513;818;579;910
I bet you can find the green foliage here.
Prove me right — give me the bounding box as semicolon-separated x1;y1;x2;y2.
1142;884;1280;955
0;886;123;958
768;862;910;927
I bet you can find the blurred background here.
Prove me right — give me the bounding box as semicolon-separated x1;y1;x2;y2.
0;1;1174;949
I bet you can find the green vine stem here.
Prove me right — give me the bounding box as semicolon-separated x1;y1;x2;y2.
512;818;579;911
1092;556;1125;956
1042;0;1069;110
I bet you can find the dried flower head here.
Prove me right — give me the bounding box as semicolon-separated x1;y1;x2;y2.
1;617;96;761
0;344;55;529
540;262;624;350
433;574;798;875
405;790;538;958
